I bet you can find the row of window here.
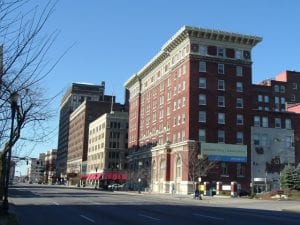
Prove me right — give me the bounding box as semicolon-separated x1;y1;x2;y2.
199;78;243;92
199;112;244;125
254;116;292;129
199;94;244;108
198;129;244;144
199;61;243;76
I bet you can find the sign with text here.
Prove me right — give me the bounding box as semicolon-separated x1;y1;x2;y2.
201;143;247;162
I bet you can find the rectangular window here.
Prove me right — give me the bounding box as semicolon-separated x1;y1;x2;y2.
258;95;263;102
218;96;225;107
217;47;225;57
275;118;281;128
236;66;243;76
218;64;224;74
236;132;243;144
237;114;243;125
236;98;243;108
264;95;269;103
199;129;206;142
221;162;228;176
253;134;260;145
293;83;297;90
235;50;242;59
199;111;206;122
262;117;268;128
291;95;296;102
218;80;225;90
218;113;225;124
285;119;292;129
280;85;285;93
199;94;206;105
237;163;245;177
218;130;225;143
199;46;207;55
199;61;206;72
236;82;243;92
199;78;206;89
274;85;279;92
254;116;260;127
281;97;285;104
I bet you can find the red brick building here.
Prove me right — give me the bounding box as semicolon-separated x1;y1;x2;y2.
125;26;262;194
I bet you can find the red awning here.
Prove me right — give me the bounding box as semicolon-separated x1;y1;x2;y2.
80;175;88;180
86;173;102;180
103;172;128;180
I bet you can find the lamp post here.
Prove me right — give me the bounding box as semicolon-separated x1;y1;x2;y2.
2;92;18;214
138;161;143;193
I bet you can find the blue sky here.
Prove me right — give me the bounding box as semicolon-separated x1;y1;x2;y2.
16;0;300;173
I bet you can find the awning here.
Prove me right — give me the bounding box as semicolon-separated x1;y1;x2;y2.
80;175;88;180
86;173;102;180
103;172;128;180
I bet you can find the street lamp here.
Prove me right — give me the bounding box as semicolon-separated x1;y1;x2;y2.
138;161;143;193
2;92;19;214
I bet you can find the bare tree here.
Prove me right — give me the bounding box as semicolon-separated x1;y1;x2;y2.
0;0;60;205
178;141;217;188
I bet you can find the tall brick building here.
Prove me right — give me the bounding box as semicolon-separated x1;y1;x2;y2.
125;26;263;194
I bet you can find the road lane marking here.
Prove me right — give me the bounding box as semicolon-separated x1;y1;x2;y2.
138;213;160;221
193;213;224;220
80;215;95;223
53;202;60;206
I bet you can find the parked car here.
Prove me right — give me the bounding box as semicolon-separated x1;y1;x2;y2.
108;183;126;190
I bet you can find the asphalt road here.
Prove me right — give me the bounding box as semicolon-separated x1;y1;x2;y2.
8;184;300;225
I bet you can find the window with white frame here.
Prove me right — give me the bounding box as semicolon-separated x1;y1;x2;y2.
218;64;225;74
218;130;225;143
218;80;225;90
262;117;268;128
275;118;281;128
236;131;243;144
236;82;243;92
236;98;243;108
217;47;225;57
293;83;297;90
199;46;207;55
291;95;296;102
199;78;206;89
199;94;206;105
274;85;279;92
236;66;243;76
218;113;225;124
254;116;260;126
258;95;263;102
199;61;206;72
218;96;225;107
199;111;206;122
237;114;243;125
176;158;182;178
281;97;285;104
235;50;242;59
285;119;292;129
199;129;206;142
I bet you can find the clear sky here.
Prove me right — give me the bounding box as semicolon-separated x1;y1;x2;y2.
16;0;300;174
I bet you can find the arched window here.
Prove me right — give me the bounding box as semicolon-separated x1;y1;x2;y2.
176;158;182;178
152;160;156;181
160;159;166;179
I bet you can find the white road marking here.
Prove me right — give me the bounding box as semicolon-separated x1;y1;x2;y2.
80;215;95;223
53;202;60;206
138;213;160;221
193;213;224;220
